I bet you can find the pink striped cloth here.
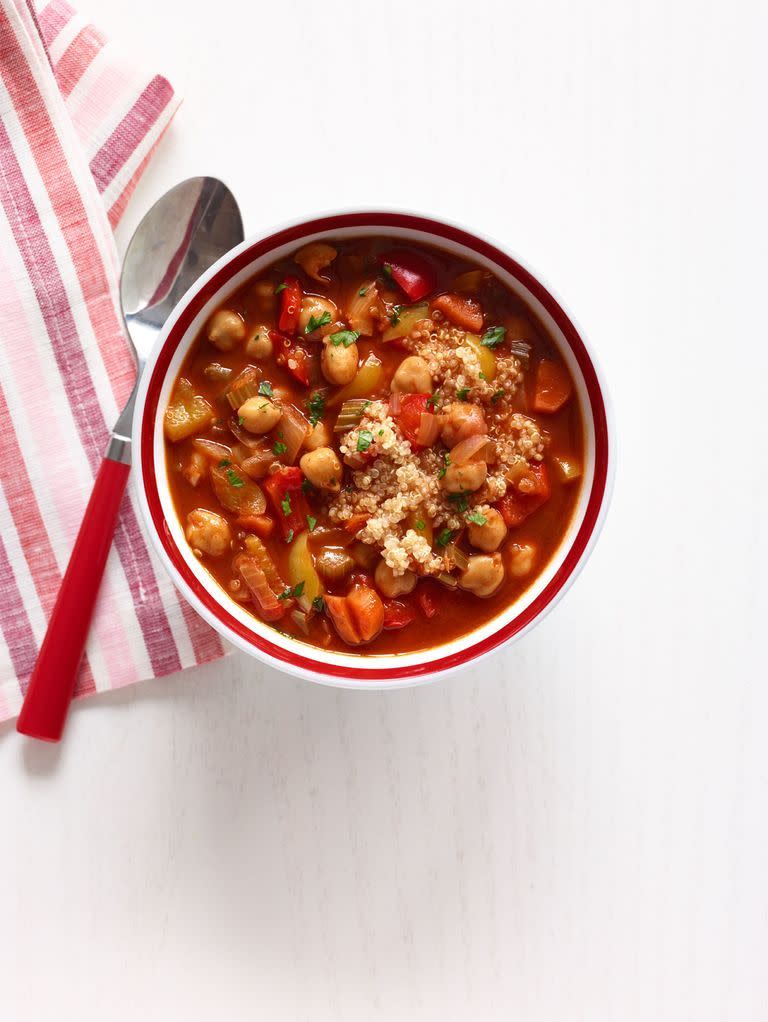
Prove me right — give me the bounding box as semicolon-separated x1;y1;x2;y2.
0;0;225;723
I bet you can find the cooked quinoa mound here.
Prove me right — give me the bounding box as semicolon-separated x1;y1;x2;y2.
327;320;548;577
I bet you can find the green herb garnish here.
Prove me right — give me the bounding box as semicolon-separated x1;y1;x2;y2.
449;492;469;513
438;452;451;479
301;477;315;494
436;528;453;548
274;282;287;295
278;581;305;600
219;459;231;467
456;388;470;401
357;429;374;453
467;510;487;526
307;391;325;427
389;304;402;327
312;596;325;613
280;494;292;516
273;440;288;455
415;519;426;531
238;416;245;425
382;263;393;280
307;514;317;532
329;329;359;347
481;326;506;349
285;529;294;544
358;286;368;297
491;389;505;403
426;391;440;411
258;380;273;398
305;311;332;334
479;372;487;381
226;469;244;488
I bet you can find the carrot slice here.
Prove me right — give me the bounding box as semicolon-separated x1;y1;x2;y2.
431;293;483;332
235;514;275;538
532;359;572;413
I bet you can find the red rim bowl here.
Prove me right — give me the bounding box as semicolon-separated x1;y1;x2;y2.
132;210;615;688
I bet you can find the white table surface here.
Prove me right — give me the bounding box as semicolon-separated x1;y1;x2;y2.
3;0;767;1018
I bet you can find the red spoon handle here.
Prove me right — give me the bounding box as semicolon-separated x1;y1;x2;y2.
16;456;130;742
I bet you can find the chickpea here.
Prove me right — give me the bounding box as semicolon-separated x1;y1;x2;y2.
238;396;282;434
374;559;417;598
467;507;508;552
458;553;505;597
298;295;338;337
245;325;273;360
303;420;332;451
206;309;245;351
185;508;231;557
508;542;538;578
441;459;487;494
300;446;342;491
321;337;359;385
294;241;337;282
391;355;432;394
441;402;487;447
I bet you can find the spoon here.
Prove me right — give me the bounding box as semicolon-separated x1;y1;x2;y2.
17;177;244;742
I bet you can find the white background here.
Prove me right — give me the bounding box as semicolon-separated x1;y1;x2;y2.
2;0;767;1018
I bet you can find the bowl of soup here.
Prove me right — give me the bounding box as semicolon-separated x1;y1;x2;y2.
133;211;613;687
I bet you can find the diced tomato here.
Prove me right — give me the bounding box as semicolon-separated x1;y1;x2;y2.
379;249;436;302
532;359;572;413
263;466;309;539
495;463;551;527
271;330;311;386
416;587;438;619
383;600;417;630
343;513;370;535
278;276;302;333
431;293;483;332
394;392;430;447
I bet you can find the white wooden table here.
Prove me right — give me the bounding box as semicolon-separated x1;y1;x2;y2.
3;0;767;1018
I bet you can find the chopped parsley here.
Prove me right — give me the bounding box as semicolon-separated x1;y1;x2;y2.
481;325;506;349
273;440;288;456
278;581;305;600
438;452;451;479
479;372;487;381
467;509;487;526
389;304;402;327
280;494;292;516
436;528;454;548
307;391;325;427
415;519;426;531
357;429;374;453
218;459;231;467
329;329;359;347
258;380;273;398
226;469;244;488
449;492;470;513
305;311;332;334
378;429;384;436
312;596;325;613
307;514;317;532
274;282;287;295
491;389;505;403
238;415;245;425
456;387;470;401
285;529;294;544
301;477;315;494
382;263;393;280
358;286;368;297
426;391;441;411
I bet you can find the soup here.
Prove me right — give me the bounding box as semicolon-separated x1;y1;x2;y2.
163;237;583;654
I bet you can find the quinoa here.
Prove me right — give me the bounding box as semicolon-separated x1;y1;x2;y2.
327;324;546;577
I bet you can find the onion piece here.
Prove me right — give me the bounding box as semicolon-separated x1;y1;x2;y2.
389;391;402;415
243;535;286;596
346;279;380;336
241;447;274;480
450;433;490;466
508;339;532;367
210;463;266;515
236;555;284;622
279;403;309;464
436;571;458;589
229;415;269;451
445;543;469;572
416;411;441;447
291;608;311;634
191;438;233;463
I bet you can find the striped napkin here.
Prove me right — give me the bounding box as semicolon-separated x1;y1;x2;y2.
0;0;225;723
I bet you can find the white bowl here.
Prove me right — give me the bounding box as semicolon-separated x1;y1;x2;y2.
133;210;614;688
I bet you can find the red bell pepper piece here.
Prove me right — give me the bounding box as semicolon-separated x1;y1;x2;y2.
393;392;430;447
495;463;551;527
379;249;436;302
382;600;417;630
263;466;310;539
278;276;302;333
270;330;311;386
